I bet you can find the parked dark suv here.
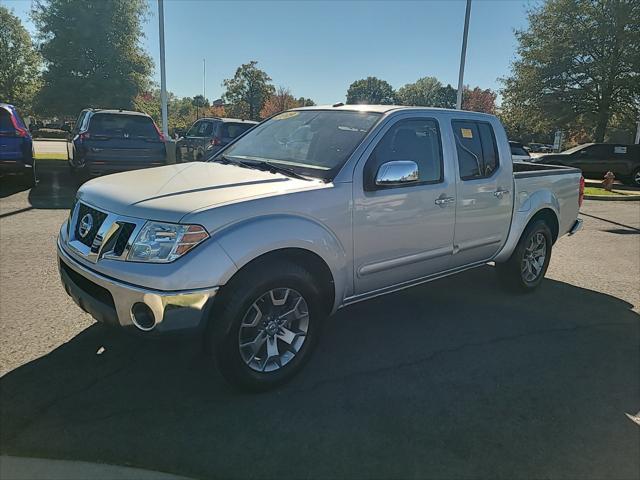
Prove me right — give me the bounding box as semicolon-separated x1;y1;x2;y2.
533;143;640;186
0;103;36;187
176;117;257;162
67;109;167;177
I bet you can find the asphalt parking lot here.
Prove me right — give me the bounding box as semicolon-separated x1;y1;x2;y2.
1;162;639;479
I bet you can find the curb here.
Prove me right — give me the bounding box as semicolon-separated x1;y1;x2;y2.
584;194;640;201
0;456;194;480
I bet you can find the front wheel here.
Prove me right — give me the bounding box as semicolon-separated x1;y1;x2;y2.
496;219;553;293
209;259;325;392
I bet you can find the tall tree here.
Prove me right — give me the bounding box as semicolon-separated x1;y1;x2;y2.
297;97;315;107
501;0;640;142
32;0;152;116
346;77;395;105
397;77;443;107
462;87;497;114
0;6;42;112
261;86;299;118
222;61;274;121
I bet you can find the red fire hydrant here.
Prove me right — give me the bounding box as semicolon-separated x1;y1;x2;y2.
603;171;616;191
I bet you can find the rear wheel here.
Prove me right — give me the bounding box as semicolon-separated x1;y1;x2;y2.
627;168;640;187
209;259;325;392
496;219;552;293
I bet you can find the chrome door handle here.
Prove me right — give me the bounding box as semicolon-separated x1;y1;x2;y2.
494;189;510;198
435;196;455;206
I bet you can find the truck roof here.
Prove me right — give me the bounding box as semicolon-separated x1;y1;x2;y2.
293;104;497;119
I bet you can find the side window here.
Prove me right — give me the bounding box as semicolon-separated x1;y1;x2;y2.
452;120;499;180
200;121;214;136
187;121;201;136
365;118;443;190
73;112;87;133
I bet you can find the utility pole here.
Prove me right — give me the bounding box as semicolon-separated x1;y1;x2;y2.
456;0;472;110
158;0;168;137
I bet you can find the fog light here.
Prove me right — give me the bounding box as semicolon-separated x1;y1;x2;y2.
131;302;156;331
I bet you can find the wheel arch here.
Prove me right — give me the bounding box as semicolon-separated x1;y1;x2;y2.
212;214;348;313
220;247;336;315
529;208;559;243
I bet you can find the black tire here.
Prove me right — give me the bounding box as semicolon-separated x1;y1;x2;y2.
496;219;553;293
627;168;640;187
22;163;37;188
209;258;325;392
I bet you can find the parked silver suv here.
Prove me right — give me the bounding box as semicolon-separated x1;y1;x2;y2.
176;117;257;162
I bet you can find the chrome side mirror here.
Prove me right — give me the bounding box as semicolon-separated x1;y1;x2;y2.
375;160;419;186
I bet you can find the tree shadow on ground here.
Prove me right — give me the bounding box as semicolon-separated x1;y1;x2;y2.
1;267;638;479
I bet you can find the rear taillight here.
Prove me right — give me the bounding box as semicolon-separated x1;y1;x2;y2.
153;123;165;141
79;132;90;140
579;176;585;207
9;114;28;137
210;137;221;146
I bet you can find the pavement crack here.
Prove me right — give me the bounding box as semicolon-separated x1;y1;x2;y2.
289;321;636;395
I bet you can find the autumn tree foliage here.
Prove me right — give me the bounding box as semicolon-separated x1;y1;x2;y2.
462;87;497;114
261;86;300;118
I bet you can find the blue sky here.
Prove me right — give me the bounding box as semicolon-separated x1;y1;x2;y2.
4;0;534;104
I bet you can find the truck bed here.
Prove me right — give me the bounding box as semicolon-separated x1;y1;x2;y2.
513;161;581;177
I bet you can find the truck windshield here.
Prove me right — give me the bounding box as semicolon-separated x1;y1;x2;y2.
214;110;382;180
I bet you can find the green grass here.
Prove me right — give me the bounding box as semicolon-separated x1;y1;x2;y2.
584;186;625;196
34;152;68;160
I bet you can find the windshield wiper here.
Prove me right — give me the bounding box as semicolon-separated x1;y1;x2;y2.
216;155;312;181
215;154;262;171
250;160;312;181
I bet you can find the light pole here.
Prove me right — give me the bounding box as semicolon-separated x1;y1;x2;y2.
158;0;168;138
456;0;472;110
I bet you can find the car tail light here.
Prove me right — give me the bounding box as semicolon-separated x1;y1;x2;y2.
79;132;90;140
579;176;585;207
210;137;221;146
9;114;28;137
153;123;165;141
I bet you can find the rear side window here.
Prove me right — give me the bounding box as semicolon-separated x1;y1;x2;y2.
0;109;13;131
510;145;529;157
365;118;443;189
222;123;253;139
452;120;499;180
89;114;158;138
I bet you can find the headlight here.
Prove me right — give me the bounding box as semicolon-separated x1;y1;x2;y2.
127;222;209;263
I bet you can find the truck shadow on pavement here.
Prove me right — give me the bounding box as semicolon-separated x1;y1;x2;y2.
1;267;639;480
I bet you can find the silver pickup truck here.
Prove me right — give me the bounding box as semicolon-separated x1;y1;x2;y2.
57;105;584;390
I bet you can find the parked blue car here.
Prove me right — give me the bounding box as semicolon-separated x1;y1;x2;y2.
67;109;168;178
0;103;36;186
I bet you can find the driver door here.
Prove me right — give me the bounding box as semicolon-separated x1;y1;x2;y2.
352;116;456;295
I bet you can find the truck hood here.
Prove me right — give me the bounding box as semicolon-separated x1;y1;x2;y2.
77;162;327;223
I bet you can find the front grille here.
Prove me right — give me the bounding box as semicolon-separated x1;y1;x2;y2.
74;203;108;247
113;222;136;256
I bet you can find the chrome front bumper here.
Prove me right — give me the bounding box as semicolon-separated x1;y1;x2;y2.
57;239;218;334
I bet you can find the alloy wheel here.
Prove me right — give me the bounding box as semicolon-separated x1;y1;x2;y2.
521;232;547;283
238;288;309;373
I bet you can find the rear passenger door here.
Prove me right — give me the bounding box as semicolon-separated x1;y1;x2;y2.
450;119;512;268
